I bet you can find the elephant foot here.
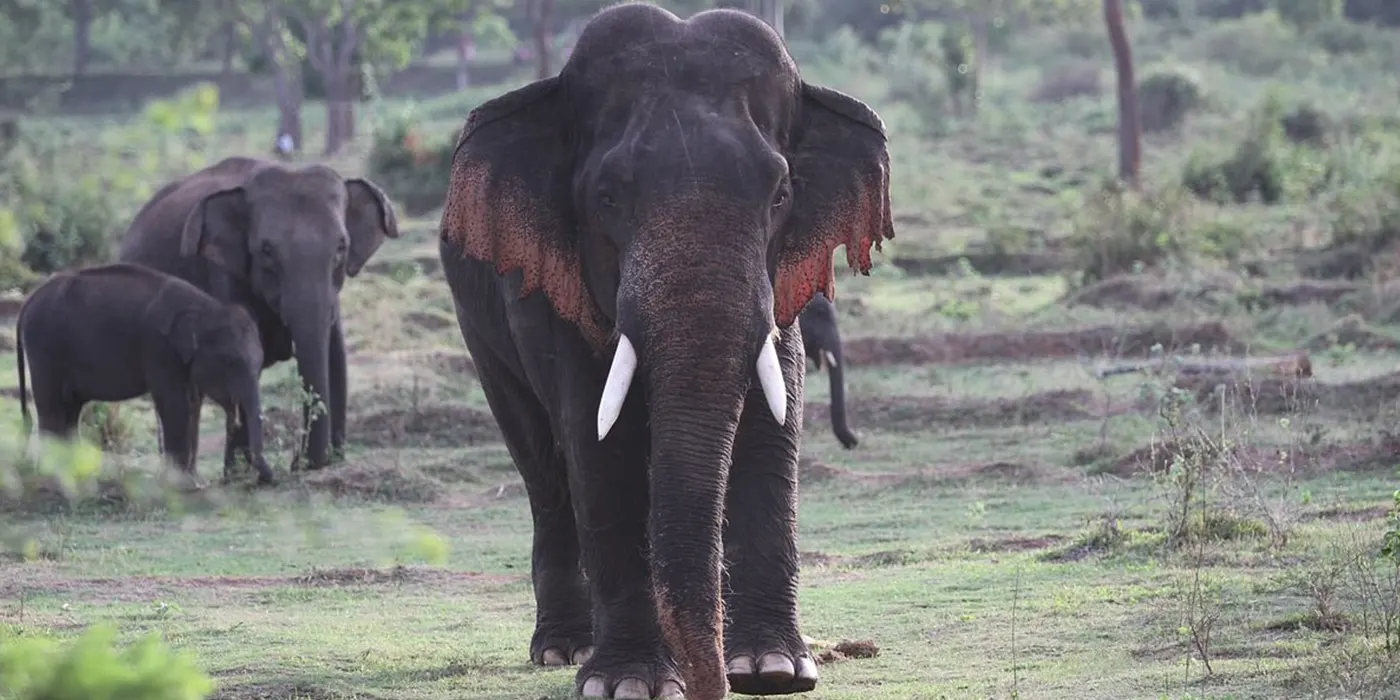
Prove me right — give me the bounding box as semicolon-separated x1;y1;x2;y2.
530;623;594;667
725;637;819;695
837;433;860;449
576;648;683;699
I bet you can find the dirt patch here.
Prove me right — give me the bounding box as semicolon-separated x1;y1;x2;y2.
350;348;477;378
208;680;339;700
1304;314;1400;351
0;565;513;603
1302;504;1393;522
1069;275;1361;312
806;389;1100;432
816;638;882;665
1174;370;1400;417
350;403;501;448
843;321;1243;366
798;457;846;483
403;310;456;332
301;461;446;503
1105;436;1400;479
891;250;1070;277
965;534;1067;553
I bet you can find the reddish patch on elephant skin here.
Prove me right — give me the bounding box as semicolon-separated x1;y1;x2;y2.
654;582;728;700
775;84;895;329
441;158;609;350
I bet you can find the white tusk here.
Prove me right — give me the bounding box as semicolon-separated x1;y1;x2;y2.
822;350;838;368
756;335;788;425
597;334;638;440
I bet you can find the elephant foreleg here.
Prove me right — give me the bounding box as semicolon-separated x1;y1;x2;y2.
722;327;818;696
222;401;251;481
328;320;349;462
151;381;199;478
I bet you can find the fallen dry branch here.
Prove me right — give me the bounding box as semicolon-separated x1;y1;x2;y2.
1095;354;1314;380
843;321;1243;366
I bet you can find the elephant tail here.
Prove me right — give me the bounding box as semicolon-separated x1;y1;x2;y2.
14;304;30;432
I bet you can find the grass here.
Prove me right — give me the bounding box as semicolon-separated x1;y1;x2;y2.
6;9;1400;700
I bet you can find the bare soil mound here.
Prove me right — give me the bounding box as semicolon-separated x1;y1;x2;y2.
805;389;1099;432
1068;274;1359;311
891;250;1070;277
350;403;501;447
1174;371;1400;416
1105;435;1400;478
843;321;1242;366
301;461;446;503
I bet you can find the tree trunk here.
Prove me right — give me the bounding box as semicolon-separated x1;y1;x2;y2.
221;20;238;76
1104;0;1142;187
71;0;92;76
455;30;472;89
744;0;784;38
271;63;303;154
969;11;987;116
530;0;555;79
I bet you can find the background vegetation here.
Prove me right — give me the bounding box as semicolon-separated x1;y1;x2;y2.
3;0;1400;698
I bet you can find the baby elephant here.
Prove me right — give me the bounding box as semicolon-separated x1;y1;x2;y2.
16;263;275;485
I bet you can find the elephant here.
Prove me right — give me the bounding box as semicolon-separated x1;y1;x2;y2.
798;294;859;449
117;156;400;470
436;4;893;699
15;263;274;485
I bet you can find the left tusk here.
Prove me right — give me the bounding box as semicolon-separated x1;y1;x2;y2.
821;350;838;368
756;334;787;425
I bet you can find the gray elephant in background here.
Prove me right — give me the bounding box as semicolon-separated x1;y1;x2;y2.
16;263;274;484
799;294;859;449
117;156;400;470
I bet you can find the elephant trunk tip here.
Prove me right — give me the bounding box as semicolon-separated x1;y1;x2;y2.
654;582;728;700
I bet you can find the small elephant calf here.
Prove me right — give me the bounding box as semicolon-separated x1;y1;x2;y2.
16;263;275;485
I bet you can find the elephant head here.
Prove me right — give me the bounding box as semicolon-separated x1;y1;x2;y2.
441;5;892;698
171;303;274;484
177;163;399;467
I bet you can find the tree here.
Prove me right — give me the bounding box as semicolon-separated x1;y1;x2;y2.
1104;0;1141;187
745;0;784;37
522;0;557;78
67;0;97;75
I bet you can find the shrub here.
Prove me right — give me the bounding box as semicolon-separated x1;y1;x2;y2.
1198;14;1304;76
1138;65;1206;132
1030;60;1101;103
1307;16;1388;54
366;116;457;217
0;623;214;700
1069;180;1195;285
1274;0;1344;29
13;181;117;275
1280;102;1331;146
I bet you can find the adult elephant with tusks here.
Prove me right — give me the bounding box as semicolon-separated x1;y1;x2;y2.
799;294;859;449
118;156;400;472
437;4;893;699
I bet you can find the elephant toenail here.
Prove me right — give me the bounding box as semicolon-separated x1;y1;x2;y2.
758;652;796;682
581;676;609;697
726;655;755;676
658;680;685;698
541;648;568;666
612;678;651;699
571;645;595;665
795;655;820;682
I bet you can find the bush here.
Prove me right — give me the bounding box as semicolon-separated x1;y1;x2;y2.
1182;95;1336;204
366;116;457;217
13;181;117;275
0;623;214;700
1280;102;1331;146
1030;60;1101;103
1069;181;1196;285
1274;0;1345;29
1138;65;1206;132
1198;14;1305;76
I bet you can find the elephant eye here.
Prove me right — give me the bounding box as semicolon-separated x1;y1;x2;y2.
598;192;617;209
772;188;790;210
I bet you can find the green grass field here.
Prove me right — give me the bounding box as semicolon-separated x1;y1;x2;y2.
5;10;1400;700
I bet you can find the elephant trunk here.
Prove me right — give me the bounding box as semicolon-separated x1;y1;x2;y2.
236;381;274;484
286;293;335;469
596;228;785;700
826;345;859;449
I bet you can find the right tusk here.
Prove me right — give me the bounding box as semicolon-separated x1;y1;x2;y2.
756;335;788;425
597;334;638;441
822;350;838;368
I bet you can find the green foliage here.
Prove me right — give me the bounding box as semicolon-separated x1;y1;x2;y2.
1382;489;1400;562
1137;65;1206;133
367;112;456;217
1069;181;1195;285
0;623;214;700
1181;95;1312;205
1272;0;1344;28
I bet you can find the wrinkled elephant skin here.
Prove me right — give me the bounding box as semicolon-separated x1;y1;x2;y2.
437;4;893;700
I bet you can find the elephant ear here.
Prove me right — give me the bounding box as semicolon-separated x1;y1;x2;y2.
344;178;400;277
775;83;895;329
439;77;606;348
180;186;251;278
158;305;202;367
